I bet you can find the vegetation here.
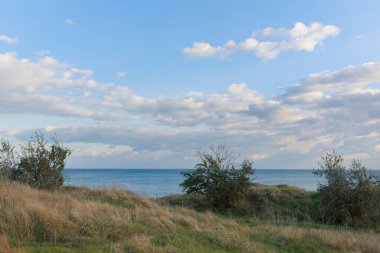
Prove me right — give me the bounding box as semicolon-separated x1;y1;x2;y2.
0;140;379;252
180;145;254;208
0;138;17;182
179;148;380;227
161;183;318;222
313;150;380;226
0;132;71;190
0;183;379;253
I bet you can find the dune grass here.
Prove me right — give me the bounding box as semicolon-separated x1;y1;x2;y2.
0;183;379;253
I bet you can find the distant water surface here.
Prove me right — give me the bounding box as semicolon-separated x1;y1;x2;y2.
63;169;380;197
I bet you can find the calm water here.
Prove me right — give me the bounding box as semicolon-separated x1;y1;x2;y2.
64;169;327;197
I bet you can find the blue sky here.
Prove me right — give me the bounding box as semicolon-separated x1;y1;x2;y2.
1;1;380;168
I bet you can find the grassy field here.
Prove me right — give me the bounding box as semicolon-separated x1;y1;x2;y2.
0;183;379;253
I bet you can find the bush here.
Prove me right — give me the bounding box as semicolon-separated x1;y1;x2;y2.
180;145;255;208
0;132;71;190
313;150;380;226
0;139;17;182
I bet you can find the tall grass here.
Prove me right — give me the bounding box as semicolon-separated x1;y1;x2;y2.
0;183;379;252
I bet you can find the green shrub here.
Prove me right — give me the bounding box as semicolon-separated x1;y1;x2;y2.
0;132;71;190
313;150;380;226
180;145;255;208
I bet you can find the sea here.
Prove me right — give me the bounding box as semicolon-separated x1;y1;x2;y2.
63;169;326;197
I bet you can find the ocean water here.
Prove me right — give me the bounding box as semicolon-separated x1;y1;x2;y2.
64;169;326;197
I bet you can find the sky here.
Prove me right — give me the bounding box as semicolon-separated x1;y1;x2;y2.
1;0;380;169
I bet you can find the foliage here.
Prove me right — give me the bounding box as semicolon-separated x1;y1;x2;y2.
161;184;317;222
180;145;255;208
0;138;17;181
0;132;71;190
313;150;380;226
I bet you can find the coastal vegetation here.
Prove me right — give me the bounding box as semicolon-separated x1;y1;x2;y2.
313;150;380;226
0;136;379;252
180;145;254;208
0;132;71;190
0;183;379;252
180;147;380;227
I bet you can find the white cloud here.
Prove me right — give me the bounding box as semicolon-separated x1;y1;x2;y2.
183;22;340;60
1;50;380;168
285;62;380;100
64;19;77;26
116;71;128;78
0;34;17;44
67;142;133;157
183;42;225;58
97;62;380;167
250;153;269;160
98;63;380;138
44;125;56;132
0;52;120;120
344;153;370;161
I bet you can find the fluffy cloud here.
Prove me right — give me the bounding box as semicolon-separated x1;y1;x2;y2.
183;42;225;58
0;52;121;120
1;50;380;168
0;34;17;44
183;22;340;60
78;62;380;167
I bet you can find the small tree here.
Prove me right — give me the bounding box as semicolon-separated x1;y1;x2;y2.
0;132;71;190
314;150;380;226
180;145;255;208
0;139;17;182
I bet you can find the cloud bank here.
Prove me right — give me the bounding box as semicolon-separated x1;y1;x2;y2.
1;51;379;168
183;22;340;60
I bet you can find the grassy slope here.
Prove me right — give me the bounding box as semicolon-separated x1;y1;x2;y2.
0;183;379;253
160;184;318;221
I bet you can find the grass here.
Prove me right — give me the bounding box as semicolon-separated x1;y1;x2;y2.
0;183;379;253
159;183;317;222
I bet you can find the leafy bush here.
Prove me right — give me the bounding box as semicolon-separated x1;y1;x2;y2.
0;132;71;190
180;145;255;208
314;150;380;226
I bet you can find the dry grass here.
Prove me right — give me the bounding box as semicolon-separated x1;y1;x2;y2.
0;183;223;251
270;225;380;253
0;235;10;253
244;223;380;253
0;183;379;252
